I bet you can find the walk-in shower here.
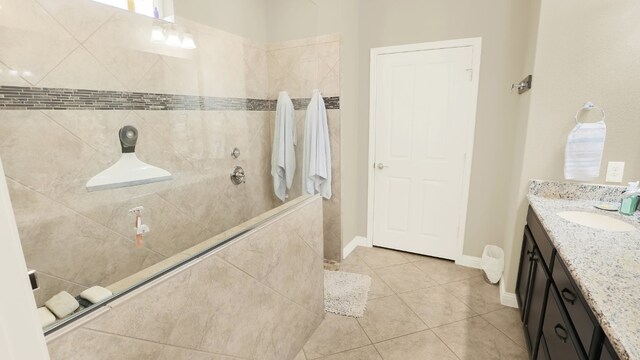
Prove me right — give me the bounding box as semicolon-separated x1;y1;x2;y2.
0;0;342;343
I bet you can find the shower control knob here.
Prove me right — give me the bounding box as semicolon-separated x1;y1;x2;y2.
230;166;246;185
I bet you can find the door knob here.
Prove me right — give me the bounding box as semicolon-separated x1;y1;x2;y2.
376;163;388;170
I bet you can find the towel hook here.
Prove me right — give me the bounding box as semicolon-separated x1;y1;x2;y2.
574;102;605;124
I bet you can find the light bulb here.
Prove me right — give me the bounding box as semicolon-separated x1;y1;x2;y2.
181;33;196;49
150;26;165;43
165;30;181;47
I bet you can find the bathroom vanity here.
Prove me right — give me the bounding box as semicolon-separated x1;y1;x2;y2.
517;181;640;360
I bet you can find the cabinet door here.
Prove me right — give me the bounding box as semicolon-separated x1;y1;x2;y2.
600;338;620;360
542;287;587;360
516;226;536;320
524;247;549;356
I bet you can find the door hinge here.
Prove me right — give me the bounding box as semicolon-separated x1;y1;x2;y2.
466;68;473;81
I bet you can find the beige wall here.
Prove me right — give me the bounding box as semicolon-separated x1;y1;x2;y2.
174;0;269;42
502;0;640;290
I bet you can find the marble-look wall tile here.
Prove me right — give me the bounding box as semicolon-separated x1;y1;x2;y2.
7;178;166;290
267;36;340;99
35;0;118;43
82;11;162;91
1;108;274;303
48;197;324;360
0;0;79;84
37;46;127;92
217;200;325;315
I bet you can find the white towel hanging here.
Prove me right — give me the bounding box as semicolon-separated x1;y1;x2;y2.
271;91;296;202
302;89;332;199
564;102;606;181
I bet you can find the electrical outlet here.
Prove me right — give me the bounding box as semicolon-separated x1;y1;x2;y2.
606;161;625;183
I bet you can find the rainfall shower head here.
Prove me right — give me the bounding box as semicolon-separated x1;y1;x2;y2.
85;126;172;192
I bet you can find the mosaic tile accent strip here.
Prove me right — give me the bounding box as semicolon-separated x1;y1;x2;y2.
291;96;340;110
0;86;340;111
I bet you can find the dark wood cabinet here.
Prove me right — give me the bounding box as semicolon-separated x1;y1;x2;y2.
600;339;619;360
519;206;619;360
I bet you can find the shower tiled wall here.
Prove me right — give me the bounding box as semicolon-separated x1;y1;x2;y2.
47;196;325;360
0;0;342;307
267;35;342;260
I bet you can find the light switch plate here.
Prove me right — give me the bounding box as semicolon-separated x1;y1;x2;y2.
606;161;625;183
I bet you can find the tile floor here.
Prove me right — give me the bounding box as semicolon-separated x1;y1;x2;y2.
297;246;528;360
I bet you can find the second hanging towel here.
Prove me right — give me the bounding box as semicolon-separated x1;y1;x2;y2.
302;89;332;199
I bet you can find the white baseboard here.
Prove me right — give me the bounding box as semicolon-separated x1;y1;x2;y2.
500;279;518;308
343;236;369;259
455;255;482;269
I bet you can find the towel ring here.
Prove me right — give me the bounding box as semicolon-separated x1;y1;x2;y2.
574;102;605;124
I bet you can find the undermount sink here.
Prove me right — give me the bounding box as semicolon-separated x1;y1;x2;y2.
556;211;637;232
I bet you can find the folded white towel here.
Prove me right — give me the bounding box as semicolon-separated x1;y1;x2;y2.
38;307;56;328
80;286;113;304
564;121;606;181
45;291;79;319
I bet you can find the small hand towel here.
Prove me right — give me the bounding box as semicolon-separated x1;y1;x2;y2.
38;307;56;328
45;291;80;319
564;121;606;181
80;286;113;304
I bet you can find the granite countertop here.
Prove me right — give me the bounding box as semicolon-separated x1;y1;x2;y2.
528;180;640;360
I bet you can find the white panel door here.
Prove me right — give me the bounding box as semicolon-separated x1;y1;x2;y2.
372;46;474;260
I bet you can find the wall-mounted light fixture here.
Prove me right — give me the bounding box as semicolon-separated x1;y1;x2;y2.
149;24;197;49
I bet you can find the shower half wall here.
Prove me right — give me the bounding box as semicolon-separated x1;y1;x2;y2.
0;0;341;316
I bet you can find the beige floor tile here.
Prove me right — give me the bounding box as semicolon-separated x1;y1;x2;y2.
413;257;482;284
443;276;504;314
481;307;526;349
294;350;307;360
374;330;458;360
317;346;382;360
432;316;528;360
399;286;477;328
339;257;394;300
398;252;430;262
373;263;437;294
303;314;371;359
368;274;396;300
353;247;408;269
356;295;427;343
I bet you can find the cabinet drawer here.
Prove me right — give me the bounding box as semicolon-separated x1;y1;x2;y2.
600;338;620;360
527;207;555;270
537;334;550;360
542;287;587;360
552;256;597;354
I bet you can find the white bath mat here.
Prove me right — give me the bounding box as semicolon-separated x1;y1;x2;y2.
324;270;371;318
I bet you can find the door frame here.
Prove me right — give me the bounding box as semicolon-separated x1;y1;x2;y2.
366;37;482;262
